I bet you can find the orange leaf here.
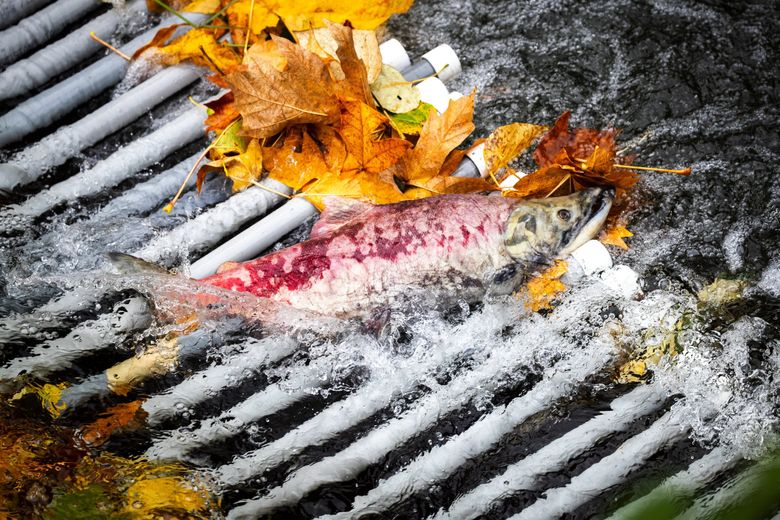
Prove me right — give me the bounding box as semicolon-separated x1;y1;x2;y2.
324;21;374;105
599;225;634;250
267;131;330;190
227;37;340;138
78;400;147;447
483;122;547;178
400;91;476;182
503;166;571;199
339;100;410;175
522;260;569;312
136;27;242;76
204;92;240;134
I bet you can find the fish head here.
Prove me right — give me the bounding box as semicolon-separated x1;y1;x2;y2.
504;187;614;264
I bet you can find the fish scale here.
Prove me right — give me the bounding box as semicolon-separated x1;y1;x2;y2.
1;1;779;519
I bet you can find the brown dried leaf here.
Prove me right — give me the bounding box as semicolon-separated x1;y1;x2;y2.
400;91;476;182
483;122;547;178
227;37;340;138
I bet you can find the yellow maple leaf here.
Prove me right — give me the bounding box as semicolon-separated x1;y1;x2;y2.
599;225;633;250
135;26;242;75
206;138;264;191
483;122;547;180
399;91;476;182
521;260;569;312
339;100;411;175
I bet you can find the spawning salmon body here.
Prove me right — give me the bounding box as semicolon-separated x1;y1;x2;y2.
202;195;522;318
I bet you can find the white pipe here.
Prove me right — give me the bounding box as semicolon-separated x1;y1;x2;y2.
0;297;150;390
137;179;291;264
437;385;667;520
0;0;100;66
0;0;52;31
0;14;209;144
190;197;317;279
0;65;202;191
607;447;737;520
142;336;299;426
508;409;695;520
672;456;777;520
0;0;147;101
2;106;206;224
225;339;614;519
146;353;335;461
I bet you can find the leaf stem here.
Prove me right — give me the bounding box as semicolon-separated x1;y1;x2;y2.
203;0;240;26
613;164;692;175
244;0;256;55
153;0;197;28
89;31;130;61
163;145;213;213
250;179;293;199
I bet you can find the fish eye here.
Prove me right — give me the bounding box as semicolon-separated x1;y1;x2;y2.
557;209;572;221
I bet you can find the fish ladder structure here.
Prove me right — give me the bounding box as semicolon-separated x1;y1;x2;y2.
1;4;779;520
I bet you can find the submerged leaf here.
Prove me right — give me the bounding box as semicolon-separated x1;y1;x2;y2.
522;260;569;312
599;225;633;250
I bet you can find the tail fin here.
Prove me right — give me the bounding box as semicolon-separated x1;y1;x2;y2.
106;252;170;275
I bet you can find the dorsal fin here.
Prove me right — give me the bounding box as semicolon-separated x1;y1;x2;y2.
310;197;374;239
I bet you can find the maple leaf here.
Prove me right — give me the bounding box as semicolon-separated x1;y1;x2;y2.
133;26;242;75
388;102;434;136
399;91;476;182
295;26;383;84
339;100;411;176
521;260;569;312
483;122;548;180
204;92;240;134
371;64;420;113
266;130;330;190
205;137;264;191
302;173;406;209
324;21;374;105
182;0;221;13
226;37;340;138
599;224;634;250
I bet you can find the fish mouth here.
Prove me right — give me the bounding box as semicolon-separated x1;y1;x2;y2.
560;187;615;257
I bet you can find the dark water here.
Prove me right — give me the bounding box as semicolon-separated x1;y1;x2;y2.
389;0;780;287
1;0;779;519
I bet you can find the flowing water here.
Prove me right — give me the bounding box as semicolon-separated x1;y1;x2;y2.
0;0;779;518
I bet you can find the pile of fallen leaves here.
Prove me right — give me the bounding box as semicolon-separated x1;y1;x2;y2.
135;0;690;310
